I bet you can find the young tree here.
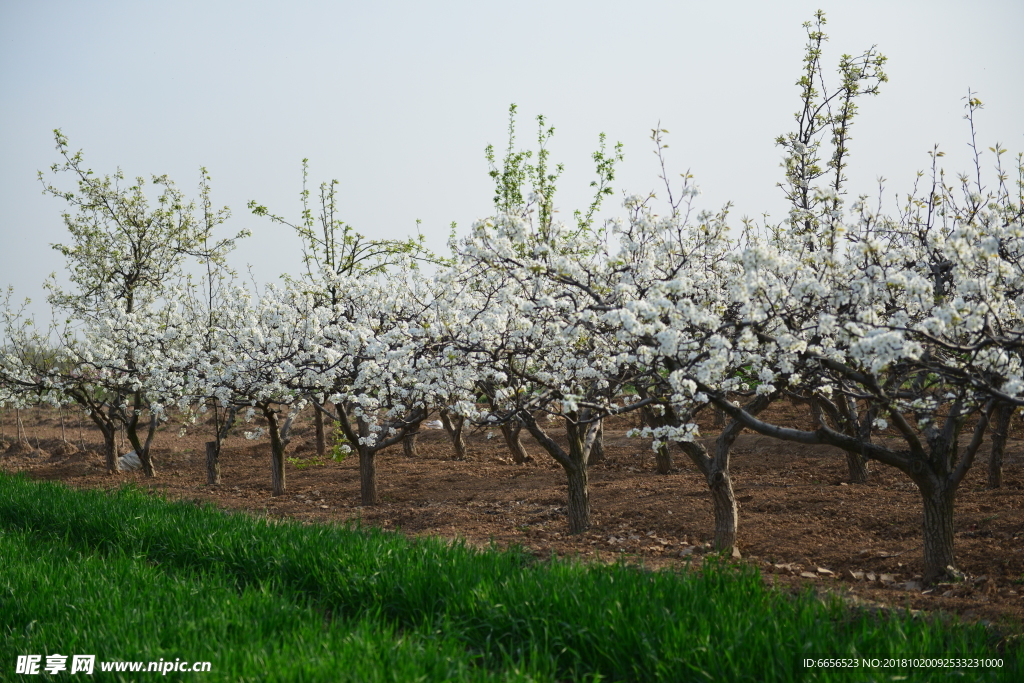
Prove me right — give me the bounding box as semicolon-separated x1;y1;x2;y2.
248;159;444;459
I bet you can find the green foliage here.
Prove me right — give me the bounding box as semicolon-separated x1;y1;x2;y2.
329;420;352;462
285;455;328;470
247;160;446;305
774;10;888;252
485;103;623;242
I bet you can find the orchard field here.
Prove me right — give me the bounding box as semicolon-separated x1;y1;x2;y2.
4;10;1024;679
4;401;1024;632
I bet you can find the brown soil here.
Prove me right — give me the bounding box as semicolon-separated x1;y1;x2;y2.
3;403;1024;633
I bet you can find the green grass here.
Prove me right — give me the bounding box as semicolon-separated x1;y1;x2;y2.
0;471;1018;681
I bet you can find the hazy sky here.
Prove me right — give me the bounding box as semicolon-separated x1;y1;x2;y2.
2;0;1022;322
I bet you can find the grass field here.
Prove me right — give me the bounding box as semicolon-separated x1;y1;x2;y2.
0;472;1018;682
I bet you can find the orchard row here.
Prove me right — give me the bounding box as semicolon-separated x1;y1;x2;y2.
3;13;1022;584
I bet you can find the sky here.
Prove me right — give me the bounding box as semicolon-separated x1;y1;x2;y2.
2;0;1022;323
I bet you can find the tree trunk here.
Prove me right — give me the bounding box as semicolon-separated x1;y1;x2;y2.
403;432;419;458
845;450;869;484
79;403;118;474
678;396;771;553
102;428;118;474
678;440;738;553
589;420;605;465
359;446;378;505
124;411;159;477
517;412;594;533
639;405;674;473
920;482;958;584
708;468;738;552
16;408;26;443
314;404;327;458
205;441;221;485
500;421;532;463
565;463;591;534
654;443;673;474
263;408;287;496
440;409;467;460
988;403;1012;489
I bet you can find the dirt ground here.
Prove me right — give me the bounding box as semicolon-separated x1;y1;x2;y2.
3;402;1024;636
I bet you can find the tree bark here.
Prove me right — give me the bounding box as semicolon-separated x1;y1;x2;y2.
640;404;674;473
263;407;287;496
207;404;235;486
499;421;532;463
440;409;467;460
708;469;738;552
988;403;1012;489
677;395;771;553
78;402;118;474
920;482;958;584
403;432;419;458
517;412;596;533
654;443;673;474
589;420;605;465
844;450;869;484
101;427;118;474
359;446;378;505
205;441;221;485
313;404;327;458
125;409;159;478
565;463;591;534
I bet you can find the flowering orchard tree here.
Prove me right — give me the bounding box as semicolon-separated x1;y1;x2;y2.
197;284;326;496
679;109;1024;582
448;211;659;534
36;133;240;475
606;18;889;554
248;160;445;459
314;265;476;505
0;294;69;438
599;187;777;554
201;264;472;503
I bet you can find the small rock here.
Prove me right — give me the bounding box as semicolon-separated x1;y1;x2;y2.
879;573;896;585
903;580;923;591
946;565;966;581
866;572;877;582
678;547;696;557
800;572;818;580
816;567;834;575
846;570;865;581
